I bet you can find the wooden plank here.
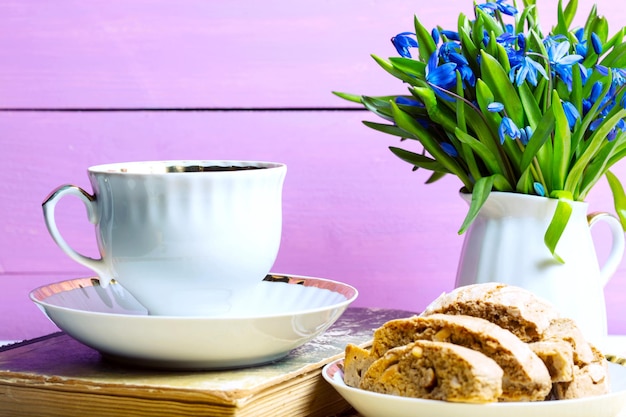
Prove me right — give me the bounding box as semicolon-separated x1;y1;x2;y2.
1;110;625;341
1;1;623;108
0;0;472;108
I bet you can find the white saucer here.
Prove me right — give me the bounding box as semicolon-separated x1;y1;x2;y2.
323;359;626;417
30;274;357;370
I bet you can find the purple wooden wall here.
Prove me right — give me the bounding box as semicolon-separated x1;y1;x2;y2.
1;0;625;341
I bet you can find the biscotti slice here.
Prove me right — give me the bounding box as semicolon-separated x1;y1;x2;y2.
343;343;374;388
529;340;574;382
370;313;551;401
360;340;503;403
552;344;610;399
421;283;560;342
540;318;594;365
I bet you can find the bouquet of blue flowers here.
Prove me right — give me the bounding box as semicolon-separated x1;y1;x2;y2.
336;0;626;259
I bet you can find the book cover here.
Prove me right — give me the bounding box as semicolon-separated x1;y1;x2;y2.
0;307;413;417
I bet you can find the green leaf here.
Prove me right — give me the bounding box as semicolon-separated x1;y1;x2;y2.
454;127;505;177
388;57;427;78
363;121;410;138
459;22;480;74
563;0;579;29
599;41;626;68
606;170;626;230
551;90;571;191
371;55;422;86
458;175;496;235
425;171;447;184
390;101;473;189
361;96;394;121
389;146;450;172
570;60;583;114
544;191;574;263
591;16;609;44
578;137;619;196
411;87;459;133
515;4;535;34
583;4;598;36
456;74;467;133
554;0;578;34
518;83;542;128
496;43;511;74
480;51;525;128
602;27;626;55
554;0;568;35
475;7;504;37
332;91;362;104
414;15;436;63
518;106;555;175
566;107;626;197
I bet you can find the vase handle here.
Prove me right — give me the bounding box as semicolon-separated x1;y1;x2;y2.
588;212;625;287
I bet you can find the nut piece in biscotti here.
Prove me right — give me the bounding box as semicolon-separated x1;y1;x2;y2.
343;343;374;388
529;340;574;383
360;340;504;403
421;283;560;342
552;344;610;399
540;318;594;365
370;313;551;401
529;317;595;384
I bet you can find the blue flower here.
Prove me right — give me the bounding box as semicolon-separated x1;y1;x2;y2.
533;182;546;197
613;68;626;86
519;125;533;145
477;2;498;13
573;28;590;57
607;119;625;141
477;0;518;16
547;39;583;66
495;0;518;15
431;28;440;45
509;56;548;86
395;97;424;107
391;32;418;58
438;42;475;87
439;41;461;60
517;33;526;51
545;39;583;90
426;52;457;99
498;117;521;144
440;30;460;41
578;63;592;85
487;102;505;112
596;64;610;76
590;118;603;131
583;81;604;114
496;24;517;46
441;142;458;157
591;33;603;55
457;64;476;87
562;101;580;129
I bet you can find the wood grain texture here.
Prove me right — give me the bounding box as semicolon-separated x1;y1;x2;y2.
0;0;474;108
1;111;625;340
1;0;626;340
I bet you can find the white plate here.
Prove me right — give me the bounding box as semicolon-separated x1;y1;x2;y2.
323;359;626;417
30;274;357;370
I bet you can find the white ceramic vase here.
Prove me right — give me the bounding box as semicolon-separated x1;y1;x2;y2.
455;192;625;345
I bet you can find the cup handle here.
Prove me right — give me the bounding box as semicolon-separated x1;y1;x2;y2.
588;212;625;287
42;185;110;283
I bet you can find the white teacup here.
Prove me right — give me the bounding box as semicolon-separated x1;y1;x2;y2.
42;160;287;316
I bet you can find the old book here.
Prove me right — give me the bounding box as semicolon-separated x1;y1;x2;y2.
0;307;412;417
